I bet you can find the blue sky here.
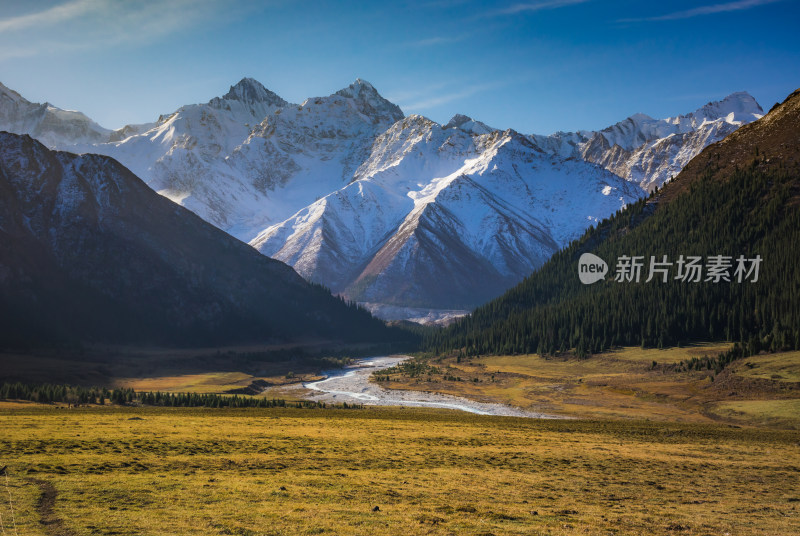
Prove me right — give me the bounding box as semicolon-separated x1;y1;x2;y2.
0;0;797;134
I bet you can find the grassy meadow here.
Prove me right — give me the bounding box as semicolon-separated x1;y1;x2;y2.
1;406;799;536
1;346;799;535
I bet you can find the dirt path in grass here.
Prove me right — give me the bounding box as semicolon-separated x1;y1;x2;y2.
26;478;76;536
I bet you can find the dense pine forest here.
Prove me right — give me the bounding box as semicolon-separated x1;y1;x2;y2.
425;162;799;357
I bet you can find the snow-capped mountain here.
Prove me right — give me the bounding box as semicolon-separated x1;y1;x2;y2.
0;79;762;316
530;92;763;190
59;78;403;238
252;117;642;309
63;77;290;232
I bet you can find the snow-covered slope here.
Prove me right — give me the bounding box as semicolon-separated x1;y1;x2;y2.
62;77;290;233
62;78;402;238
252;118;641;309
222;79;403;236
530;92;763;190
0;81;112;147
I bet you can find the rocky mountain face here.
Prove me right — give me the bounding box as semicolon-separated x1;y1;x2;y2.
0;132;394;347
0;79;762;316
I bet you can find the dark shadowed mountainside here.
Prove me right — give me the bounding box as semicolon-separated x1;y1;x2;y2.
0;132;403;348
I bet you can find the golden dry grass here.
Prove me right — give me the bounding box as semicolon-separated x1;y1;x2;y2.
113;372;257;393
709;399;800;428
113;371;323;394
731;351;800;383
0;406;798;536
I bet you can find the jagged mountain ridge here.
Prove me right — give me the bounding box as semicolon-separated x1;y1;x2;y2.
63;78;403;238
0;132;395;347
0;80;762;314
249;92;760;310
530;92;763;191
0;80;760;239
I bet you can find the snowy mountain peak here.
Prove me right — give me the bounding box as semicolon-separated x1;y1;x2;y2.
691;91;763;123
219;77;288;108
444;114;495;135
445;113;473;127
334;79;404;124
593;92;763;154
629;112;653;122
336;78;377;98
525;91;763;192
0;80;110;148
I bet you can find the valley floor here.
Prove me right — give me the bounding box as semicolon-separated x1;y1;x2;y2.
1;346;798;535
0;406;798;536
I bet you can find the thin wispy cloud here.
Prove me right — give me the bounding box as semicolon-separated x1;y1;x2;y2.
404;34;468;48
495;0;590;16
403;80;511;110
0;0;98;33
385;80;457;105
618;0;782;23
463;0;589;22
0;0;240;59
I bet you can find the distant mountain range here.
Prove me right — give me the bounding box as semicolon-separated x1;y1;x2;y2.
0;132;398;348
0;79;763;316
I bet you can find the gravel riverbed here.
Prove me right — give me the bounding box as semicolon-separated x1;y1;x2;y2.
292;355;563;418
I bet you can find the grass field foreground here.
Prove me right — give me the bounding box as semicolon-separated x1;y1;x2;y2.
0;406;798;536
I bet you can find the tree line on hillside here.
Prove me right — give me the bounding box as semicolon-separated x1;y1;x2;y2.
0;382;362;409
425;164;800;357
0;382;109;405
